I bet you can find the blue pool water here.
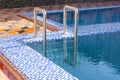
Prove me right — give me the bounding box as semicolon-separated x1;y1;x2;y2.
37;7;120;26
27;32;120;80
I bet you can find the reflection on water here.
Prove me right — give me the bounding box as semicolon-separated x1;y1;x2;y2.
27;32;120;80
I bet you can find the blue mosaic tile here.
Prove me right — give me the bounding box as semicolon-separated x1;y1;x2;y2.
0;34;78;80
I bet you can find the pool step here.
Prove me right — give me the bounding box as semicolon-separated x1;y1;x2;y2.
23;31;74;43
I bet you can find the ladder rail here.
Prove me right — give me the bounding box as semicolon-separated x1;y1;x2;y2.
34;7;47;56
63;5;78;34
63;5;78;66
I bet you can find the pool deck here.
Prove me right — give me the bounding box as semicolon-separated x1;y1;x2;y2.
0;1;120;80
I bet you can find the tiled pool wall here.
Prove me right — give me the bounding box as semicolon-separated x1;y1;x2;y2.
0;0;120;8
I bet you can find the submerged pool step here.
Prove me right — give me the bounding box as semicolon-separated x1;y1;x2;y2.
23;31;74;43
78;22;120;36
23;22;120;44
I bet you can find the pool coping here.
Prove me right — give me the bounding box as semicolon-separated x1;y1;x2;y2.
17;14;60;32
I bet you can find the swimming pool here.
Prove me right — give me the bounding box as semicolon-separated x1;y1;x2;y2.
25;6;120;80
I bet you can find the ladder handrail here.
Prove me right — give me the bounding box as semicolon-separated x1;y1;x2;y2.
63;5;78;66
63;5;78;34
34;7;46;38
34;7;47;56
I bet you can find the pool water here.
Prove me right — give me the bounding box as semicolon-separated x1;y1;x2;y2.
27;31;120;80
37;7;120;27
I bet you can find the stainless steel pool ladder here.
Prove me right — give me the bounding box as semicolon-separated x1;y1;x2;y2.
63;5;78;65
34;7;47;56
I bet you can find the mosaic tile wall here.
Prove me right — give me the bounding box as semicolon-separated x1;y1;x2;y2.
0;0;119;8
